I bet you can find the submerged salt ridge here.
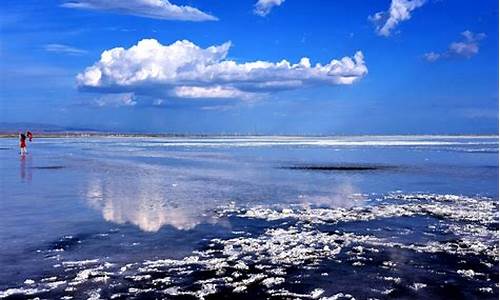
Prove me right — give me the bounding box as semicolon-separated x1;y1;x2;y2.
87;135;500;149
1;192;498;300
37;135;499;151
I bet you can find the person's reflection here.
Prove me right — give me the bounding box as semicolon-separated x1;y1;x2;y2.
20;155;25;180
19;155;32;182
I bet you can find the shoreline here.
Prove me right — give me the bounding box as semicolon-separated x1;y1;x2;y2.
0;133;498;139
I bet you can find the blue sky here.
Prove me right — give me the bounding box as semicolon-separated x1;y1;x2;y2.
0;0;498;134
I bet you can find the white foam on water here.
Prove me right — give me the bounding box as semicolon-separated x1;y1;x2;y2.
479;287;494;293
63;259;100;268
409;283;427;291
457;269;484;279
0;287;51;298
320;292;356;300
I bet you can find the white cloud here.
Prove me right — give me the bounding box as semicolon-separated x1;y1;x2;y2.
423;52;440;62
448;42;478;58
77;39;368;101
173;86;257;100
92;93;137;107
448;30;486;58
153;99;165;106
254;0;285;17
369;0;426;37
61;0;217;21
424;31;486;62
44;44;87;55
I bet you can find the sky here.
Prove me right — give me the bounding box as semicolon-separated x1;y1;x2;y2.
0;0;498;134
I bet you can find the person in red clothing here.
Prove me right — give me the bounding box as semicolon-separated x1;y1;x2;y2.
19;132;27;155
26;131;33;142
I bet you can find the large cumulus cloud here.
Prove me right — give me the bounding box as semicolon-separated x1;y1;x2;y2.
77;39;368;100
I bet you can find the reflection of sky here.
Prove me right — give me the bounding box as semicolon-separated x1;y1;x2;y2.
84;171;364;232
80;153;369;232
71;135;499;232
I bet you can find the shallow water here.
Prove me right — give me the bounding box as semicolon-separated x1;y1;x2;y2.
0;136;498;299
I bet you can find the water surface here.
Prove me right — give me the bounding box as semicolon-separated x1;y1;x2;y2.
0;136;498;299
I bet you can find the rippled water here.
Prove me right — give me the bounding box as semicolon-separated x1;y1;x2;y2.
0;136;498;299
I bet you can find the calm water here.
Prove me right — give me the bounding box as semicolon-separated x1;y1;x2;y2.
0;136;498;299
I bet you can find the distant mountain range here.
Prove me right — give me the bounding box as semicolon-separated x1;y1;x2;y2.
0;122;100;134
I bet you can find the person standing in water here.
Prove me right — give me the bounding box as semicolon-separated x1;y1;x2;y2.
26;131;33;142
19;132;27;155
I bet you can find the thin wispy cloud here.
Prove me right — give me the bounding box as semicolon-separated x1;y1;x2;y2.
44;44;88;55
76;39;367;103
424;30;486;62
369;0;426;37
91;93;137;107
459;108;498;119
173;86;258;101
254;0;285;17
61;0;217;21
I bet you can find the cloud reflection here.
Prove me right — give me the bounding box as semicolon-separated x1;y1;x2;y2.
81;152;368;232
84;167;221;232
298;181;365;209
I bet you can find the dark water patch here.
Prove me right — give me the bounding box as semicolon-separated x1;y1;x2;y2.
47;233;91;252
481;165;499;169
280;164;395;172
30;166;65;170
0;147;10;150
486;223;499;231
324;215;457;244
45;229;120;253
312;244;498;299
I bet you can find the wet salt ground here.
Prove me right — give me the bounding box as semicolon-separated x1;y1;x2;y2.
0;136;498;299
